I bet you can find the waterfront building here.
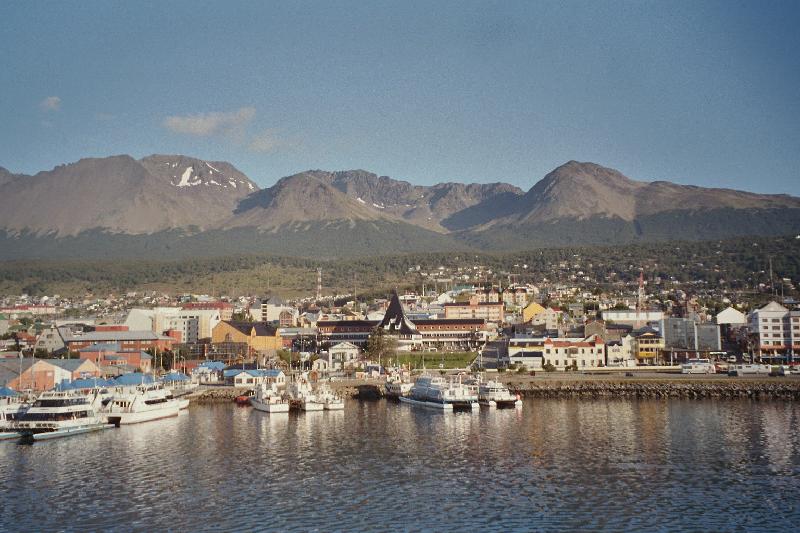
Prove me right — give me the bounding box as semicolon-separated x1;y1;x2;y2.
747;301;800;357
59;325;175;353
508;335;605;370
632;329;665;365
211;321;281;355
317;292;488;351
606;335;636;367
223;368;285;388
0;358;101;392
328;342;361;370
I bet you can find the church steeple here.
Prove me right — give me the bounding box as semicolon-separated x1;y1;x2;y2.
378;290;420;335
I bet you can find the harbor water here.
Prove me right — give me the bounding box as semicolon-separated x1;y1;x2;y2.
1;398;799;532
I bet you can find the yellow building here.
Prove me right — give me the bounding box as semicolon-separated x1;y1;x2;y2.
211;321;281;353
522;302;546;323
633;330;664;365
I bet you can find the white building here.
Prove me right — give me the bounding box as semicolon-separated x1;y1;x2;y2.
716;306;747;326
125;307;220;341
508;335;605;370
327;342;361;370
606;335;636;367
748;301;800;356
602;309;664;324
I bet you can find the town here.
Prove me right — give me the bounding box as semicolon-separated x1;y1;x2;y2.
2;254;798;394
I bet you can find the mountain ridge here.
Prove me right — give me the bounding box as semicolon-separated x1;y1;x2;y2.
1;155;799;259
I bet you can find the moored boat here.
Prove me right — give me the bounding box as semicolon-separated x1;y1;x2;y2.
478;380;522;408
400;374;478;411
384;377;413;400
315;384;344;410
250;383;289;413
286;376;324;411
104;384;180;426
1;387;28;440
15;390;113;443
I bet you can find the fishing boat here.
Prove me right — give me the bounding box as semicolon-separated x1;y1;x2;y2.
104;384;181;425
384;377;413;400
250;383;289;413
315;384;344;410
0;387;28;441
400;374;478;411
15;390;113;442
286;375;324;411
477;380;522;408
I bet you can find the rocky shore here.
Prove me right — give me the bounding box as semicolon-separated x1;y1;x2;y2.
502;379;800;400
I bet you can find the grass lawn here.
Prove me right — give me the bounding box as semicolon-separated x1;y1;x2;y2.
391;351;477;370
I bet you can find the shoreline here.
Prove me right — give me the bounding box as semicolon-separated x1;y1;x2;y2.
187;375;800;403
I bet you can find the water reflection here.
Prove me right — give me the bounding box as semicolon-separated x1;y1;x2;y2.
1;399;799;532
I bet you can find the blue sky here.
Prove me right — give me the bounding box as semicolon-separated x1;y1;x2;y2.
1;0;798;193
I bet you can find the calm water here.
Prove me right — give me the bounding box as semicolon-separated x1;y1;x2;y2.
1;399;799;532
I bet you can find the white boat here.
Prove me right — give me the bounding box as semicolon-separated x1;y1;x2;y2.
15;390;113;442
315;384;344;410
0;391;28;440
250;383;289;413
384;377;413;400
681;358;715;374
400;375;479;411
478;380;522;408
104;384;180;425
286;376;324;411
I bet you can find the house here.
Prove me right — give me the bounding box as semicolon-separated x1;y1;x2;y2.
0;358;101;392
59;326;175;353
224;368;285;387
522;302;546;323
77;342;152;372
606;335;636;367
192;360;226;383
34;325;67;354
211;321;281;354
632;329;665;365
327;342;361;370
508;335;605;370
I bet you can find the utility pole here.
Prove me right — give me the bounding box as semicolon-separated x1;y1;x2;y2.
316;268;322;301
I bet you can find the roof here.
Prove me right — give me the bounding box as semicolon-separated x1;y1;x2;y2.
49;359;94;372
78;342;121;353
114;373;155;386
0;386;18;397
219;320;278;337
330;342;360;351
224;368;284;378
198;361;226;371
59;327;170;343
55;377;115;390
378;291;419;335
161;371;190;382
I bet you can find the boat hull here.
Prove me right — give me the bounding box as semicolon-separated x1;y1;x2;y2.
0;431;21;441
400;396;478;411
250;399;290;413
106;405;180;426
20;423;114;443
322;402;345;410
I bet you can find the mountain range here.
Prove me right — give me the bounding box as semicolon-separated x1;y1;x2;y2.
0;155;798;259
